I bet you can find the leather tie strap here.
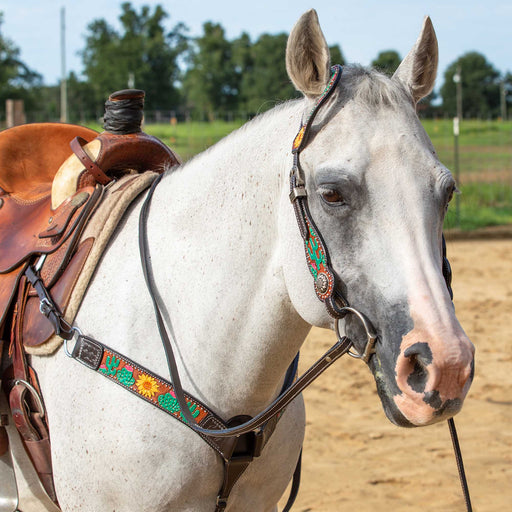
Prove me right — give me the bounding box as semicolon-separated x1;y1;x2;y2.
70;136;112;185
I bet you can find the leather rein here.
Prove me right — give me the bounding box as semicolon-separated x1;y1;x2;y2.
24;65;472;511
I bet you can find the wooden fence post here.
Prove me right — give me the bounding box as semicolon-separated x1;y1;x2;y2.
6;99;26;128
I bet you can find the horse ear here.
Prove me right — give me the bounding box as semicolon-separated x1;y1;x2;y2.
286;9;331;98
393;16;438;103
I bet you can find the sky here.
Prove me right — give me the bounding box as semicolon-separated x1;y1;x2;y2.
1;0;511;90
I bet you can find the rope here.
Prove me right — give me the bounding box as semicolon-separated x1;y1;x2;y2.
448;418;473;512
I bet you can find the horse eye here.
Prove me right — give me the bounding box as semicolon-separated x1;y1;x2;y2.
321;189;343;204
446;183;458;204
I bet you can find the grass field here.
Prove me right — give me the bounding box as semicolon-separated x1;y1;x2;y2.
88;118;512;230
423;119;512;230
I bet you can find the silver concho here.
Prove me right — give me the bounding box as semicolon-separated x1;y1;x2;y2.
315;272;330;294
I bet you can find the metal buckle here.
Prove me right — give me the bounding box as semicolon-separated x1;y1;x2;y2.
335;307;378;363
63;326;83;358
289;185;307;203
39;297;52;316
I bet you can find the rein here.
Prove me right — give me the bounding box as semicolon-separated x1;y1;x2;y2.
23;65;472;511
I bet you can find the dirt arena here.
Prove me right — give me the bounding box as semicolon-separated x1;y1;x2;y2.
279;239;512;512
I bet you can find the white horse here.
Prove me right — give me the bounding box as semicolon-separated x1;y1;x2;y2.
12;9;474;512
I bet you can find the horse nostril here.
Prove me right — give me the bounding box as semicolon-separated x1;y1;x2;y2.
404;342;433;365
404;342;433;393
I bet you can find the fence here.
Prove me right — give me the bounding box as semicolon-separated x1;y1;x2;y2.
2;111;511;231
421;118;512;230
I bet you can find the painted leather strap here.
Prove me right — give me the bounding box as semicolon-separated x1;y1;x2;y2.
70;334;230;456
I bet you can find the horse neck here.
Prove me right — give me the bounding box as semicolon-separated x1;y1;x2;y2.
145;102;311;416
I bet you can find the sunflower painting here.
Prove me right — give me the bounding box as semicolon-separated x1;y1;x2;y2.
135;374;159;398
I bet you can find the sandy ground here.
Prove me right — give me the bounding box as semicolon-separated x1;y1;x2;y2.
279;239;512;512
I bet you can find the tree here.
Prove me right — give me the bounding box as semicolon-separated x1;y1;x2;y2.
440;52;501;118
329;45;345;68
371;50;401;75
183;22;239;118
0;12;42;108
81;2;188;110
235;32;297;115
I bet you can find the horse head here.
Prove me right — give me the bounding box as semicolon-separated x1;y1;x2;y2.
282;10;474;427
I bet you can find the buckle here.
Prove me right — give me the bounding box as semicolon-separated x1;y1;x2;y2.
13;380;46;417
289;185;307;203
216;496;228;509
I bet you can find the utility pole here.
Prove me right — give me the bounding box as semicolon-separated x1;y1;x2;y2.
453;65;462;228
500;81;507;121
60;6;68;123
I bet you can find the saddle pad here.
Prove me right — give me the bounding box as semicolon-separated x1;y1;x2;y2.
25;171;159;355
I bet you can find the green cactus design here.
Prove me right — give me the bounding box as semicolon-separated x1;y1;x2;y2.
158;392;201;423
306;226;326;279
182;402;200;423
158;393;181;414
99;355;120;377
117;366;135;387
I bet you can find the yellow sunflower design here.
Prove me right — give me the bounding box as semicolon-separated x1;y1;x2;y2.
135;374;159;398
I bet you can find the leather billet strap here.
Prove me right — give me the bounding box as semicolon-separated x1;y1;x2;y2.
289;65;349;319
442;234;453;300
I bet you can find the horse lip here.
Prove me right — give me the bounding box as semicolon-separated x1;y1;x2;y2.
368;356;415;428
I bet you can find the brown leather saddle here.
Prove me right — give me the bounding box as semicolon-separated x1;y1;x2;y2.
0;89;179;503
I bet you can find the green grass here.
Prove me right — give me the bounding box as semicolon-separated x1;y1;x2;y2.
445;183;512;230
86;120;244;162
422;119;512;230
422;119;512;174
146;121;244;161
87;118;511;231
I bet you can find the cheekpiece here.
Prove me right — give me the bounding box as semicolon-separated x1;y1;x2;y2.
290;65;344;316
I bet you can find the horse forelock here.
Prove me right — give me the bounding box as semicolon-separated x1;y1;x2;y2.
336;64;414;110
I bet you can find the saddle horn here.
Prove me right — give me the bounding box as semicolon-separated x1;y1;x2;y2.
51;89;180;209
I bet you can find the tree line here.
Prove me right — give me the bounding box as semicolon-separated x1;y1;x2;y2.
1;2;511;123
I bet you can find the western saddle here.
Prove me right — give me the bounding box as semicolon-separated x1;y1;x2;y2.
0;89;179;504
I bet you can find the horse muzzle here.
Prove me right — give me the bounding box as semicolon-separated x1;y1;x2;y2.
389;328;475;426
